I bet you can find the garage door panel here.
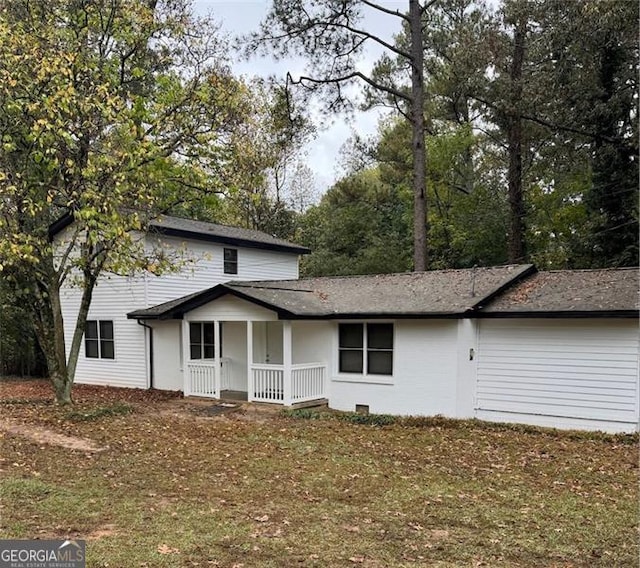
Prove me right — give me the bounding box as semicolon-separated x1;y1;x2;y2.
480;359;636;371
477;368;636;382
481;400;635;424
476;319;639;427
479;376;636;390
477;387;635;408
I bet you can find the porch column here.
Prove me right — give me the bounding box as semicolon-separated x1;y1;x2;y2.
181;319;190;396
246;321;254;402
283;320;292;406
214;320;221;398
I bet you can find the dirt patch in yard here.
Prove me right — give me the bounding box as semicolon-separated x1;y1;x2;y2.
0;418;105;452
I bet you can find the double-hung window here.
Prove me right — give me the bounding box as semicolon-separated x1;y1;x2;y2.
85;320;115;359
338;323;393;376
190;322;215;360
223;248;238;275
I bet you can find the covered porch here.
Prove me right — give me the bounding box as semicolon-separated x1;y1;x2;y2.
183;319;328;406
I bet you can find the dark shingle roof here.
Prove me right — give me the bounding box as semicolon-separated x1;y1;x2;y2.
128;264;535;320
480;268;639;316
49;212;310;254
149;216;310;254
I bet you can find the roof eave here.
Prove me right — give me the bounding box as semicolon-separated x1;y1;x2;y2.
127;284;299;321
473;309;639;319
282;311;468;320
150;225;310;255
48;211;74;241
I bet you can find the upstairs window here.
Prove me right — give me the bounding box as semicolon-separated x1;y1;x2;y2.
85;320;115;359
338;323;393;376
190;322;215;360
223;248;238;275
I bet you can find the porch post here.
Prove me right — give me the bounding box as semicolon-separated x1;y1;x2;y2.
246;321;254;402
283;320;292;406
182;319;190;396
214;320;221;398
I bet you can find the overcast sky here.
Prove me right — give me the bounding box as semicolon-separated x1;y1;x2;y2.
192;1;406;194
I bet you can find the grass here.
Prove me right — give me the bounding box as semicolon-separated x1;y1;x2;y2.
65;402;133;422
0;380;638;567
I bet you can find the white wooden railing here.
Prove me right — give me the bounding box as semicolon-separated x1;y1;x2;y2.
291;363;326;403
250;364;284;402
186;358;230;398
250;363;326;404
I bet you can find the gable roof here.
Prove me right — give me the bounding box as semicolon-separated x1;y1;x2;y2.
478;268;639;317
128;264;536;320
49;213;310;255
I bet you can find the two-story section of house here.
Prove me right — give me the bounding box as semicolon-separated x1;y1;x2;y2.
54;215;309;391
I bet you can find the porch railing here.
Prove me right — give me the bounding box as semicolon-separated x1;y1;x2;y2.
186;358;230;398
250;363;326;405
250;364;284;403
291;363;326;403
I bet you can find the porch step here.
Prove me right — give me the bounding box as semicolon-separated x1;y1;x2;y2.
289;398;329;410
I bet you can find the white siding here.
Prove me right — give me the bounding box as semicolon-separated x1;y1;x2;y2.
61;275;148;389
145;235;299;305
329;320;459;416
476;319;639;432
186;294;278;322
292;321;333;366
59;230;300;390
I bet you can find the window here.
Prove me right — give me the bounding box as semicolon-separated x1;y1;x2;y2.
224;248;238;275
339;324;364;373
338;323;393;375
366;323;394;375
85;320;115;359
190;322;215;360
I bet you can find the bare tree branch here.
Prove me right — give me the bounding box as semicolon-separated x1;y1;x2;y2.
288;71;412;104
361;0;410;23
471;93;620;145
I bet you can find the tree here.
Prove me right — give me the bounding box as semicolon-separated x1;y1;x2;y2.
252;0;431;270
536;0;638;266
0;0;246;403
299;168;412;276
222;82;315;239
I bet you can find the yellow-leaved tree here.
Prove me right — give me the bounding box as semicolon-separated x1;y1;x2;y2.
0;0;249;403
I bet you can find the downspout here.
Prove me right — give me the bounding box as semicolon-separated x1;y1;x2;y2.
137;320;154;389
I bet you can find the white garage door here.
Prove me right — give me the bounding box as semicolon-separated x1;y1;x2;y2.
476;319;639;432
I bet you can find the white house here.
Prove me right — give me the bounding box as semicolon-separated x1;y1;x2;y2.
54;216;639;433
53;215;309;391
127;263;639;434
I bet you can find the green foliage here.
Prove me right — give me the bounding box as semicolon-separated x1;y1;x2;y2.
0;283;46;377
338;412;397;426
282;407;397;426
318;0;638;271
299;168;412;277
66;403;133;422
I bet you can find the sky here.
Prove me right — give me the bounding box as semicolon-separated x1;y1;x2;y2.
192;0;406;194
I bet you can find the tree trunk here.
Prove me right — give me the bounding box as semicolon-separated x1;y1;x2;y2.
506;19;526;264
31;258;98;405
410;0;427;271
49;276;73;405
67;270;98;384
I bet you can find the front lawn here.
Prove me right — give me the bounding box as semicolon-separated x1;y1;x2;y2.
0;380;637;567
